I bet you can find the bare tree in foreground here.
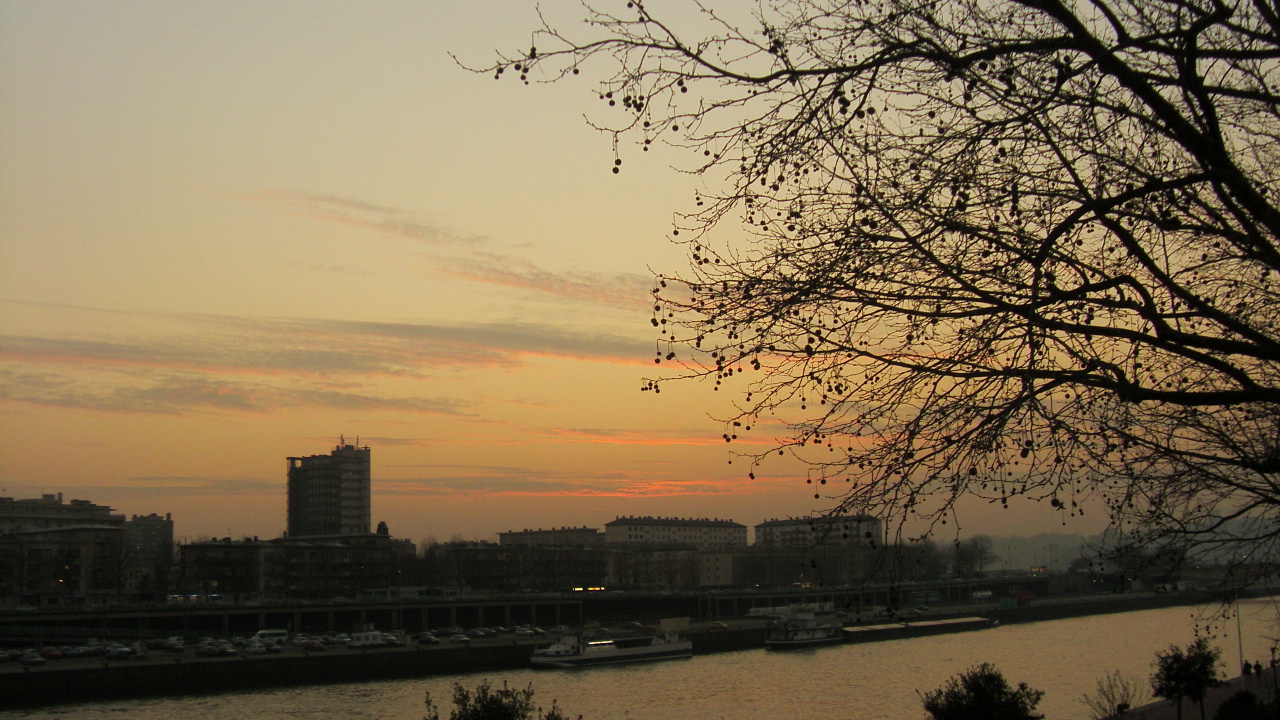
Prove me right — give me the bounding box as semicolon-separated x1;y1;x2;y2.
483;0;1280;572
1082;669;1150;720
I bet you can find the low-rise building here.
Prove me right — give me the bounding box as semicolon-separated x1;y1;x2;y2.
498;527;604;548
0;525;125;606
604;516;748;548
0;493;124;533
179;532;399;603
754;514;881;548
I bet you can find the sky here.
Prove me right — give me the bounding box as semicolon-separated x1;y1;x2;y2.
0;1;1103;544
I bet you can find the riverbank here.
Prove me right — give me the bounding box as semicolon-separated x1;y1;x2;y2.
0;589;1246;708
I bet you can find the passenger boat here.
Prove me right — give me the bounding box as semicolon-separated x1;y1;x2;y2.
530;632;692;668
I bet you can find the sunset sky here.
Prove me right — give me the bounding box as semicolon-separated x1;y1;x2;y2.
0;1;1100;544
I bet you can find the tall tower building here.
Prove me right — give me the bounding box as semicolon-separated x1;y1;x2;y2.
287;440;371;537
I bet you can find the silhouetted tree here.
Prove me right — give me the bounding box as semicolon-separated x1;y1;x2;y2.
921;662;1045;720
1152;638;1222;720
909;539;949;580
953;536;995;577
486;0;1280;576
423;680;579;720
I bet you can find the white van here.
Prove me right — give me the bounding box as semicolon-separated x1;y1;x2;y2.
252;629;289;644
349;631;386;649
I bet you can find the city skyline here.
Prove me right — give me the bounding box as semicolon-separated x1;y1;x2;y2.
0;2;1102;543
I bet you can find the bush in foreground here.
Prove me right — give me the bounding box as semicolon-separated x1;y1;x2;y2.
423;680;580;720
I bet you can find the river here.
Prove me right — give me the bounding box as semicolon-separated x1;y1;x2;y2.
8;599;1280;720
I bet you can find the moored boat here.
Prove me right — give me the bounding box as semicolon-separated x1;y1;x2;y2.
764;604;847;650
531;618;693;668
841;616;997;643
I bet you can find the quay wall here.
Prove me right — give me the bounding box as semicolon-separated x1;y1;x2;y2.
0;644;531;707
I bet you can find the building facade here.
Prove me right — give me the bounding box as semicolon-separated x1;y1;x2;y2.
124;512;174;568
287;441;371;537
603;516;748;549
0;494;127;606
180;533;397;602
123;512;175;598
754;514;882;548
497;527;604;548
0;526;125;606
0;493;124;533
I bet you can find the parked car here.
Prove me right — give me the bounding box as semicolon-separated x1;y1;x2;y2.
449;634;471;644
709;621;730;630
105;646;134;660
302;640;327;652
418;633;441;645
514;627;536;637
19;651;46;666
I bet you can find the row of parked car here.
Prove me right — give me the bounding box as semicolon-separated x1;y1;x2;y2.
415;624;581;644
4;641;144;665
5;624;585;665
288;631;405;650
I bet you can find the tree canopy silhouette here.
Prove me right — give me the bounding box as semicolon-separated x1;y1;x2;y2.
1151;637;1222;720
485;0;1280;570
921;662;1045;720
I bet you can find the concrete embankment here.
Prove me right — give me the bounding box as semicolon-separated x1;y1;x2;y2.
984;589;1231;626
1;644;533;708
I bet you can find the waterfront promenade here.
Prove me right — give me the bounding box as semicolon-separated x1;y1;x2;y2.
1127;672;1278;719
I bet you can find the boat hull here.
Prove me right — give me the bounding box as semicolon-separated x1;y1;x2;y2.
841;617;996;644
531;641;693;668
764;634;846;650
531;636;693;668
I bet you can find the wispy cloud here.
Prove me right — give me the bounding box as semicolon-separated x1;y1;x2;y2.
0;302;660;415
527;426;778;447
6;476;280;500
0;369;475;416
376;469;786;499
0;309;653;378
256;189;484;246
253;189;656;311
438;253;653;310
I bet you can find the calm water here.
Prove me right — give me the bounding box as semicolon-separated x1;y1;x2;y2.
9;599;1280;720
